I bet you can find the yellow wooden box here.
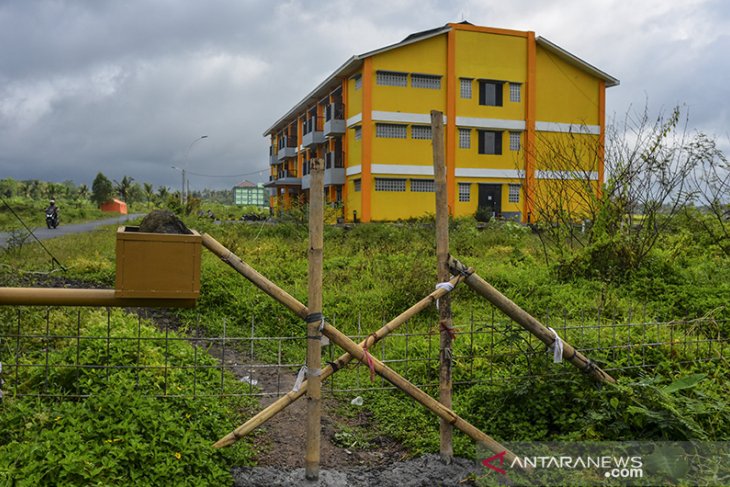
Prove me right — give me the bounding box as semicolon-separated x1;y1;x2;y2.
115;226;201;299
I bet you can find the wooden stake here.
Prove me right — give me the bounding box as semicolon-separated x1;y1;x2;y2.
212;273;466;448
448;256;617;384
431;110;453;462
305;158;324;480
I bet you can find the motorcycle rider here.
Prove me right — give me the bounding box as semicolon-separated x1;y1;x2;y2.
46;199;59;228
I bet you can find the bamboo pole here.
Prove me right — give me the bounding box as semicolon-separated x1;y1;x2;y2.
318;321;518;464
212;272;466;448
0;288;196;308
305;158;324;480
431;109;453;462
448;256;617;384
199;236;515;461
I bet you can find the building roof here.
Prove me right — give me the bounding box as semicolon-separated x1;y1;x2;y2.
234;180;257;188
264;22;619;136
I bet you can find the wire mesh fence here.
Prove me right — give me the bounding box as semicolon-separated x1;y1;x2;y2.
0;305;727;400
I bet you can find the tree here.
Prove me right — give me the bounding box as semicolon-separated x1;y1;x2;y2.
143;182;154;204
525;104;713;279
113;176;134;202
91;172;113;206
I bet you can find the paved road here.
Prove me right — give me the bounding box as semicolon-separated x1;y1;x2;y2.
0;214;145;248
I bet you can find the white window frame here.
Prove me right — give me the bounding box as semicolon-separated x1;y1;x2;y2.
509;131;521;151
411;74;441;89
460;78;472;99
410;179;435;192
509;82;521;103
375;178;406;192
376;70;407;87
508;184;520;203
458;182;471;202
411;125;432;140
376;123;407;139
458;128;471;149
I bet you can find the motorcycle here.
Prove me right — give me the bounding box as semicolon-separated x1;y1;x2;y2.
46;210;59;229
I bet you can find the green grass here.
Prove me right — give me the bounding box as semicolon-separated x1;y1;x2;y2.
0;209;728;482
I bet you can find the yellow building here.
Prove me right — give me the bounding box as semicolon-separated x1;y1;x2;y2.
264;22;618;223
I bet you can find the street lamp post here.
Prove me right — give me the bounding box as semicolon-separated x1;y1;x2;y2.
181;135;208;205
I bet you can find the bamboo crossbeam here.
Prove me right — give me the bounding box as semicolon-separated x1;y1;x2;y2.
0;287;196;308
212;272;466;448
448;256;616;384
200;236;514;460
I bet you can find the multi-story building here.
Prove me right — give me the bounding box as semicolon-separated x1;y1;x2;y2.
233;180;267;207
264;21;618;223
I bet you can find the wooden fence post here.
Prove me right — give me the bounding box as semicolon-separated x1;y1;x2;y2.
431;110;453;462
305;158;324;480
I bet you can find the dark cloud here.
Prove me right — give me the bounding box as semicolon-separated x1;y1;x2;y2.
0;0;728;190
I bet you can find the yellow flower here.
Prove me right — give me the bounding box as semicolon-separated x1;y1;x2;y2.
175;452;182;460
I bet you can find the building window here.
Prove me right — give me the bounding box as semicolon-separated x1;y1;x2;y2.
478;130;503;155
353;179;361;192
410;179;434;192
411;125;432;140
376;70;407;87
375;178;406;192
508;184;520;203
376;123;407;139
458;183;471;202
458;128;471;149
509;131;521;151
460;78;472;99
353;74;362;90
479;80;503;106
354;126;362;141
509;83;521;102
411;74;441;89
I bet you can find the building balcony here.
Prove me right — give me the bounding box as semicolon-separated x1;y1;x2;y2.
277;136;297;161
302;129;325;148
264;169;301;187
269;146;277;165
324;103;345;136
301;157;344;190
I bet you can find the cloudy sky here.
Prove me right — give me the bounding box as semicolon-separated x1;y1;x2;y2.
1;0;728;191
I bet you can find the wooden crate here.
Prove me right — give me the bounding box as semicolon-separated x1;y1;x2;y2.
115;226;201;299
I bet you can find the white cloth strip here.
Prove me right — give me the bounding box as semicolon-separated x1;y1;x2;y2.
292;365;307;392
548;327;564;363
435;281;455;310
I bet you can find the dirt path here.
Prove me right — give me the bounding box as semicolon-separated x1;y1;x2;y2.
209;344;409;470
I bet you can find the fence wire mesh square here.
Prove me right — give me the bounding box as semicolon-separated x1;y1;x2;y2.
0;305;727;400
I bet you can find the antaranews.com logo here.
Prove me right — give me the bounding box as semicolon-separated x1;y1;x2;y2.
477;441;729;486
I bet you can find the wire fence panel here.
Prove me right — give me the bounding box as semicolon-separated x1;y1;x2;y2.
0;306;727;400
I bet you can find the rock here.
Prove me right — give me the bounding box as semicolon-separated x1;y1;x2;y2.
138;210;192;234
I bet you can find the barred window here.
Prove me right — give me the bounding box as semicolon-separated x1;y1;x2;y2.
411;125;432;140
410;179;434;192
353;179;361;192
376;70;407;87
376;123;407;139
508;184;520;203
375;178;406;192
458;128;471;149
458;183;471;202
411;74;441;89
509;83;521;102
509;131;521;151
354;74;362;90
354;126;362;141
460;78;472;99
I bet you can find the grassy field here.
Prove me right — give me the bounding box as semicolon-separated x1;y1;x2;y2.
1;210;729;484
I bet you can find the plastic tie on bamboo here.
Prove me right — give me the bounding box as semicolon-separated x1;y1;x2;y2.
305;312;329;346
292;365;307;393
548;327;564;363
434;281;455;310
